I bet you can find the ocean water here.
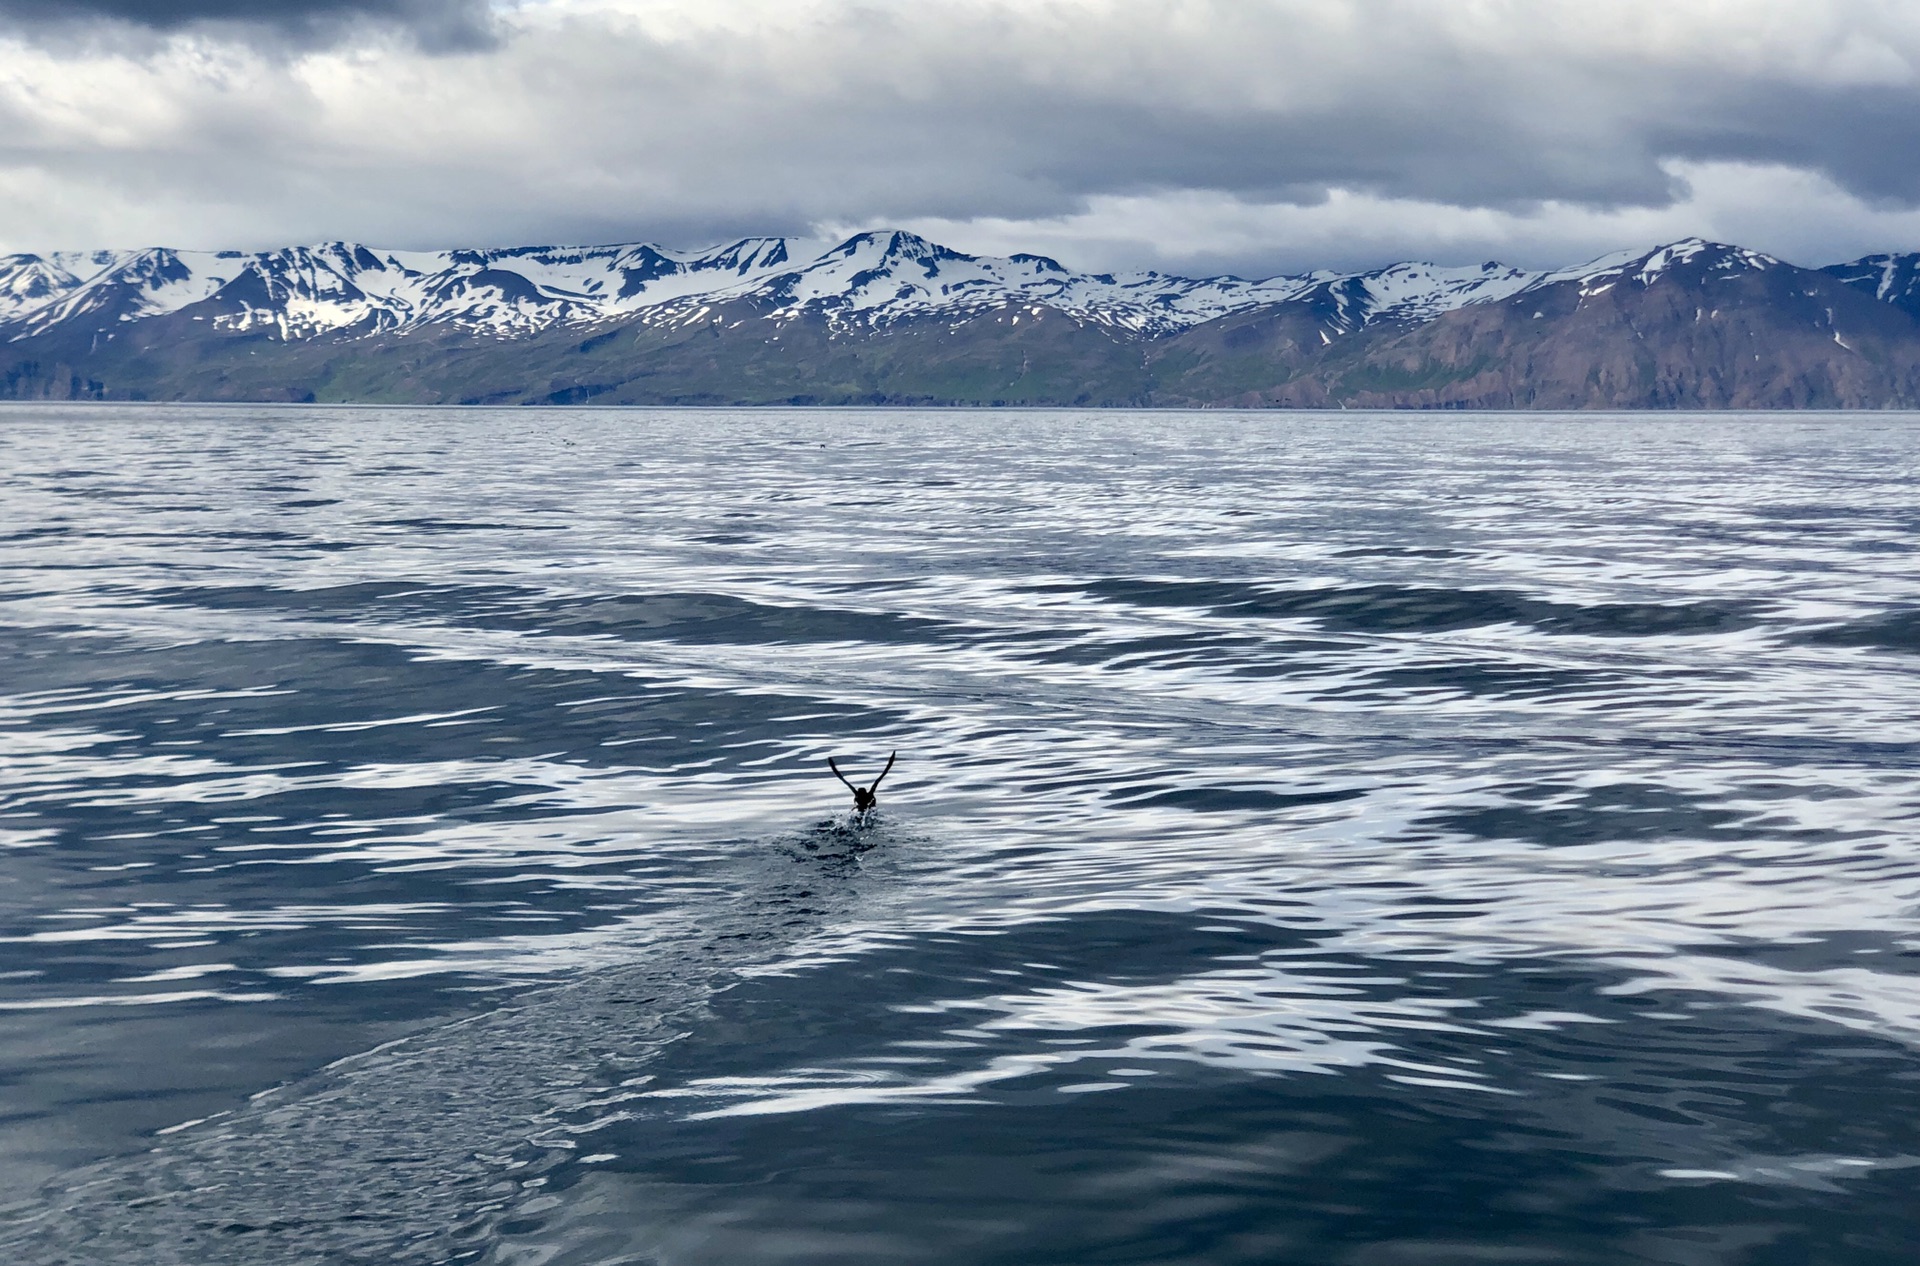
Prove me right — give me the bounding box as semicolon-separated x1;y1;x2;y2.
0;404;1917;1265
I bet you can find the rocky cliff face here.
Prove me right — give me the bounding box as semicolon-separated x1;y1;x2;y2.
4;233;1918;407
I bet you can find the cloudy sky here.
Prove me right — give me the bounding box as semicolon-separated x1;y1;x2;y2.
3;0;1920;275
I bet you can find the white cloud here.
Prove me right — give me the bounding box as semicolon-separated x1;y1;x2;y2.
2;0;1920;271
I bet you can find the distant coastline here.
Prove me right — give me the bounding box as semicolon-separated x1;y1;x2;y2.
5;232;1919;409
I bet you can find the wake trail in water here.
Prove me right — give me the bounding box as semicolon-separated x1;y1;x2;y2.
0;823;924;1264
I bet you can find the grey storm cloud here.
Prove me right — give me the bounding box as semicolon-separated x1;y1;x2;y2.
0;0;493;46
2;1;1919;272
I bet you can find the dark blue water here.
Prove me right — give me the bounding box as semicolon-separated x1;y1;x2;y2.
1;405;1917;1265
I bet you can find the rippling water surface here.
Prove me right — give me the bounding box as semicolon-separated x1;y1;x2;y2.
2;405;1918;1264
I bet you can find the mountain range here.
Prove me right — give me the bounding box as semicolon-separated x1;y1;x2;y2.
5;231;1920;408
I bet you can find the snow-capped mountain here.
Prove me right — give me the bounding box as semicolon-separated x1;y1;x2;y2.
1519;238;1782;300
6;230;1920;409
0;230;1573;345
0;238;801;342
736;231;1541;334
1819;252;1920;321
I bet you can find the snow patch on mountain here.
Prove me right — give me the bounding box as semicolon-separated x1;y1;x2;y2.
737;230;1315;333
0;238;804;343
1524;238;1782;301
0;232;1903;348
1;230;1544;344
1820;252;1920;319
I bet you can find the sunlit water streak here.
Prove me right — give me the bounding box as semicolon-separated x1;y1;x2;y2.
0;405;1917;1264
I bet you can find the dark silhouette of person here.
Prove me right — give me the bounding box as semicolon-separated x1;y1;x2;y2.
829;752;895;818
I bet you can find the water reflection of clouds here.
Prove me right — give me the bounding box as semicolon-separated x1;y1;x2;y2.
651;966;1506;1120
2;409;1919;1260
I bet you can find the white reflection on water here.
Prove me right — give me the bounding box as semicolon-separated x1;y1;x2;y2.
0;406;1918;1263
